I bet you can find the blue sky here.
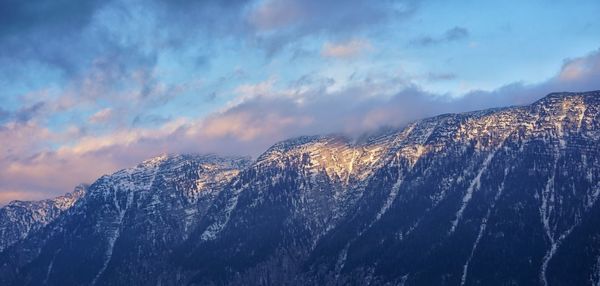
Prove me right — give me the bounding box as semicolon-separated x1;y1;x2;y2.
1;0;600;203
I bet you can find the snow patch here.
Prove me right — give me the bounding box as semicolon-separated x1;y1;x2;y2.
334;243;350;280
538;140;579;286
43;249;61;285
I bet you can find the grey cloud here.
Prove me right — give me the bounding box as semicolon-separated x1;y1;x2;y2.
412;26;470;47
14;102;46;123
0;108;9;123
0;0;112;74
0;0;108;37
0;0;418;81
0;102;48;125
205;92;218;102
0;0;251;71
425;72;457;81
132;114;172;128
445;27;469;41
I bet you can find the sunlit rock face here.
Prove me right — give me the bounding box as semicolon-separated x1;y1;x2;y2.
1;91;599;286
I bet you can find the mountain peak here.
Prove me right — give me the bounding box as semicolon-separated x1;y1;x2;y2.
536;90;600;105
0;185;87;252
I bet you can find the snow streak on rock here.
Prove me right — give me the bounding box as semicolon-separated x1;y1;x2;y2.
537;95;594;286
375;177;403;222
461;168;508;286
43;249;60;285
539;146;560;286
450;150;497;234
200;186;243;241
592;256;600;286
91;190;134;286
334;243;350;280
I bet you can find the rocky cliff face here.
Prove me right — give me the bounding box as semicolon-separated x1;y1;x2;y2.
0;91;599;286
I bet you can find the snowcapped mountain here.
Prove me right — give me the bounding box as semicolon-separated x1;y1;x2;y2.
0;154;251;285
0;91;599;285
0;184;86;252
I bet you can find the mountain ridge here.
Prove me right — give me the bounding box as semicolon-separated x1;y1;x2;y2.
0;90;599;285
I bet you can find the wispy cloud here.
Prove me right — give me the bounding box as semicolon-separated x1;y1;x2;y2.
412;26;470;47
321;38;372;59
89;108;113;123
424;72;458;82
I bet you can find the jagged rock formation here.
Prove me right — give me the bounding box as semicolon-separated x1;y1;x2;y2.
0;91;599;286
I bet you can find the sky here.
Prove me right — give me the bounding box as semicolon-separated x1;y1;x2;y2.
1;0;600;204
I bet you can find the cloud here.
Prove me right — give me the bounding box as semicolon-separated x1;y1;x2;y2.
0;101;49;126
0;0;416;140
89;108;113;123
321;38;372;59
0;108;9;123
234;77;277;99
248;0;416;33
0;0;108;38
248;0;304;31
0;0;251;85
557;49;600;84
0;0;417;77
412;26;470;47
424;72;458;81
0;191;51;204
3;44;600;204
0;118;189;205
15;102;46;122
248;0;418;54
445;27;469;41
205;48;600;145
13;54;194;129
191;48;600;148
0;0;113;75
1;0;600;206
132;114;172;127
0;122;53;161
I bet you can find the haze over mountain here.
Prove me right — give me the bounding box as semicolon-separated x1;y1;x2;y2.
1;91;599;285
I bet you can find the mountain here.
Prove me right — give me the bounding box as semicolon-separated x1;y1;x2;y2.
0;154;251;286
1;91;599;285
0;185;86;253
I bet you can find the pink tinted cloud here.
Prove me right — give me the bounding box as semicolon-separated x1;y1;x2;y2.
557;49;600;85
248;0;305;31
89;108;114;123
321;38;372;59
